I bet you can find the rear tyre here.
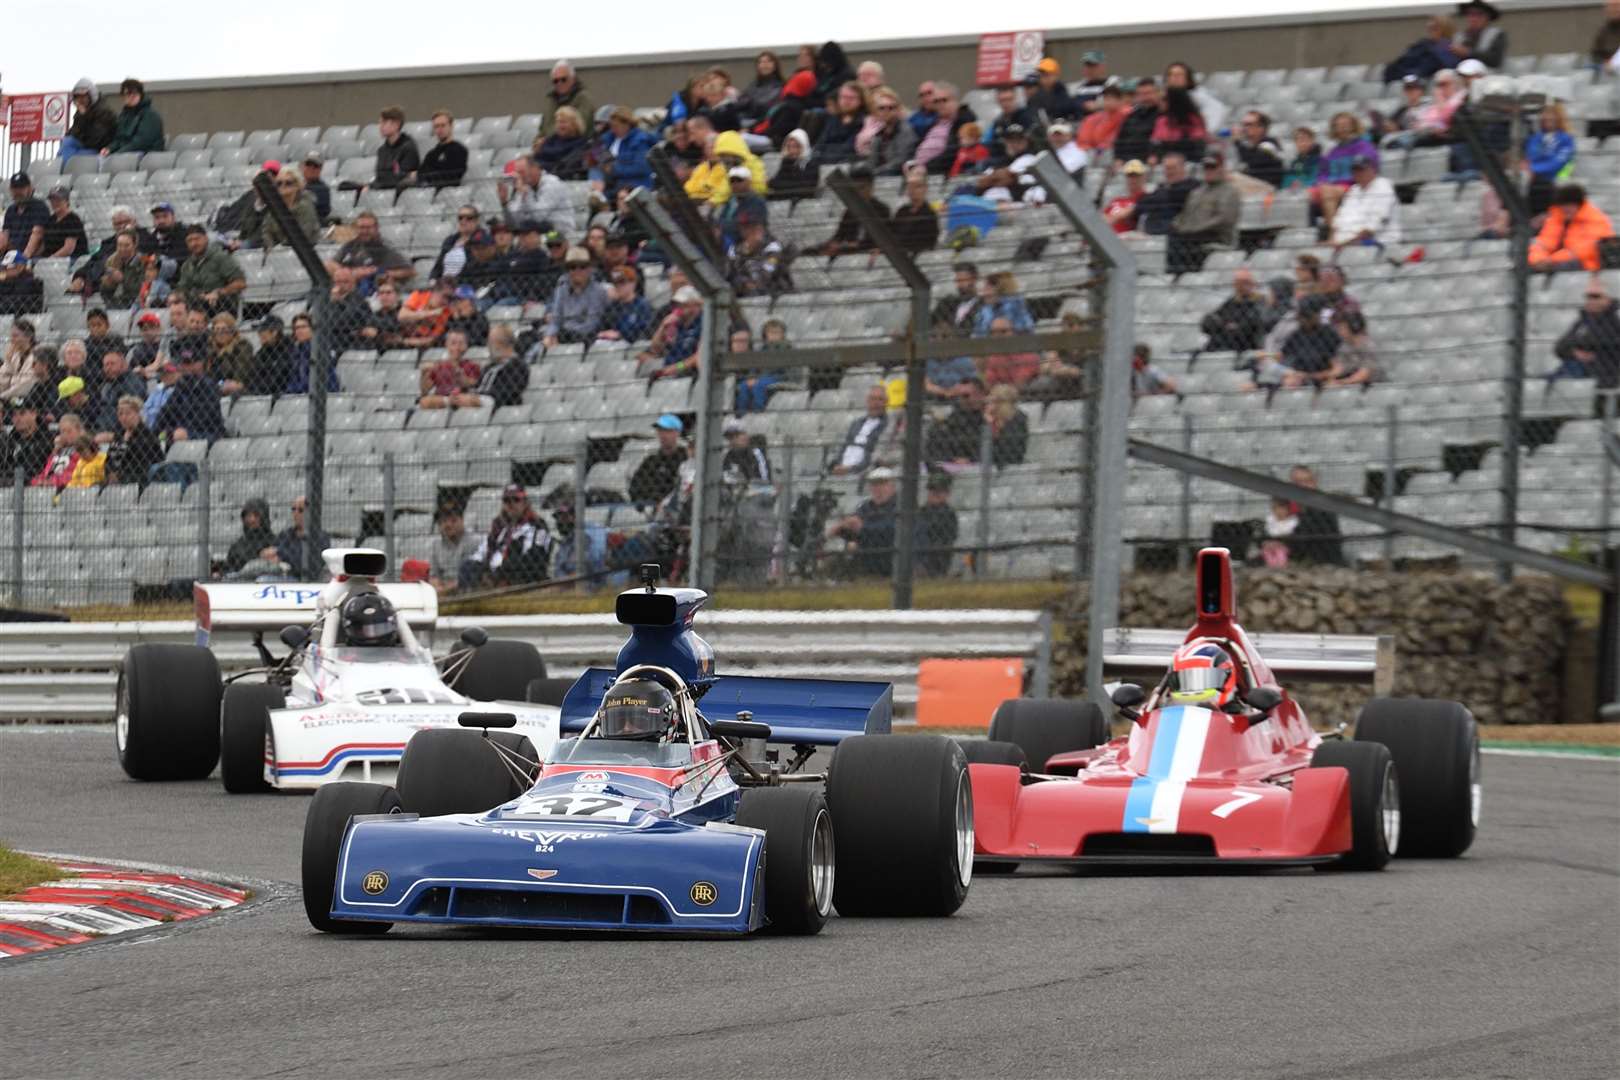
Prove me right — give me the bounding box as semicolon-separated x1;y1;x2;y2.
1355;698;1479;858
220;683;285;794
957;739;1028;769
116;644;222;781
524;676;574;707
827;735;973;917
988;699;1109;772
452;640;546;702
302;782;399;933
396;728;537;816
735;787;834;935
1312;740;1398;871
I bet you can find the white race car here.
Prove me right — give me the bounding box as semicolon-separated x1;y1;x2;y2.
115;548;560;793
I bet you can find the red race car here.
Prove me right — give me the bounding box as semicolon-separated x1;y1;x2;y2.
966;548;1480;872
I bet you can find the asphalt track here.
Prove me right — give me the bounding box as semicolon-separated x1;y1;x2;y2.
1;726;1616;1080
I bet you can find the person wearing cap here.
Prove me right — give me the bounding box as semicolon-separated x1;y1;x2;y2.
638;287;705;380
155;339;225;443
630;414;689;505
594;231;642;295
445;284;490;346
121;312;162;377
240;314;292;398
0;250;44;317
827;465;899;578
1073;51;1111;113
1381;76;1431;142
597;266;654;343
39;186;87;260
419;109;468;189
1;173;48;261
176;225;246;315
104;78;165;155
1451;1;1507;69
60;78;118;159
1026;58;1077;122
148;203;186;262
0;393;52;481
300;153;332;224
715;166;769;249
1168;153;1240;273
1102;160;1150;234
729;212;788;299
1331;156;1400;250
913;473;960;577
543;247;608;346
720;416;771;484
56;375;92;419
489;221;556;307
464;483;552;587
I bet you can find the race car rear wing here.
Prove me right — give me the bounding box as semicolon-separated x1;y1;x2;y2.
559;668;893;746
1101;627;1395;695
193;582;439;646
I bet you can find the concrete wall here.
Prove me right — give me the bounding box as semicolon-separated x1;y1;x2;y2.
137;2;1598;136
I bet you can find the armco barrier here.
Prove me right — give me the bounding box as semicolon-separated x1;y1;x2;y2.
0;609;1052;723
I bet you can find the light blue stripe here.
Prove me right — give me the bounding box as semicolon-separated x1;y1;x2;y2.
1122;707;1185;833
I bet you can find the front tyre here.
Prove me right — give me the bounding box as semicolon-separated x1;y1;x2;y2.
301;782;400;933
828;735;973;917
1355;698;1479;858
735;786;834;935
116;644;222;781
1312;741;1398;871
220;683;284;793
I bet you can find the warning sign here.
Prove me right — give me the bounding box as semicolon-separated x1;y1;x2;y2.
8;92;71;144
975;31;1046;87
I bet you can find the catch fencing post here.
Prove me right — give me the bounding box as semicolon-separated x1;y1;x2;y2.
1179;415;1193;570
11;465;24;606
196;462;211;582
573;441;589;593
382;454;396;580
1384;407;1399;563
976;421;993;577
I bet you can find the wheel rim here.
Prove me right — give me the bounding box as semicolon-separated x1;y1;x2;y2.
1468;730;1482;829
115;673;130;755
1380;763;1401;856
809;808;834;917
954;769;975;889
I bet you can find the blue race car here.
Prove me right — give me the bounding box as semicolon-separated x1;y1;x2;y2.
300;568;975;936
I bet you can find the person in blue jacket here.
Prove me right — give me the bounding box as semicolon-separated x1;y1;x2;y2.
971;271;1035;336
1525;102;1576;215
595;107;659;201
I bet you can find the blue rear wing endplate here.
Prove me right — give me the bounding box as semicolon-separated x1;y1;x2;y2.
560;668;892;745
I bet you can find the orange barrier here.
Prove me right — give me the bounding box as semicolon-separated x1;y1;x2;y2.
915;657;1024;728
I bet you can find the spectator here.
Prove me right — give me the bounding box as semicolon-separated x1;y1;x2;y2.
156;350;225;442
715;167;769;249
1078;82;1129;151
916;473;959;577
826;465;898;578
1282;126;1323;189
323;267;376;354
416;327;479;409
1332;155;1403;251
1271;296;1343;389
891;174;939;254
59;340;98;402
1232;111;1285;192
630;414;688;505
1026;58;1077;122
282;313;342;395
1131;343;1179;398
866;87;919;176
172;308;211;366
91;350;145;436
1525;103;1576;216
1328;310;1380;386
536;107;591;180
148;202;187;262
595;107;658;201
721;416;771;483
1136;153;1197;235
373;106;419;190
497;155;570;233
830;385;890;475
82;310;125;372
1028;311;1089;402
731;329;779;415
65;431;107;488
32;411;86;489
397;277;452;347
704;130;768;206
61;78;118;159
982;316;1040;390
926;377;987;464
856;60;886;92
39;186;87;260
242;315;294;397
0;319;36;400
1453;1;1507;69
1384;14;1462;84
1074;52;1112;112
908;81;938;139
1200;269;1269;354
176;225;246;315
327;211;412;294
301;153;332;224
1288;465;1344;565
916;82;975;175
264;496;333;577
822;164;890;256
771;129;820;199
985;384;1029;467
757;71;819;151
1593;0;1620;67
1113;79;1162;164
544;247;608;345
68;207;146;296
249;167;320;249
738;51;785;126
542;61;597;141
0;252;44;316
444;285;489;346
60;372;95;419
1381;75;1430;141
2;173;48;260
987;87;1039;160
639;287;705;379
1168;153;1240;274
813;41;856;105
1104;159;1151;233
599;266;655;342
218;498;275;578
971;271;1034;336
466;324;528;409
425;505;480;595
1530;185;1616;272
1313;114;1379;237
104;79;164;155
417;109;468;189
815;82;869;164
432;204;485;281
1151;85;1208;161
1392;69;1468;150
141;360;179;428
730;215;789;298
1548;283;1620;390
95;230;144;309
1;395;53;481
950;122;990;175
931;262;983;337
127;312;164;377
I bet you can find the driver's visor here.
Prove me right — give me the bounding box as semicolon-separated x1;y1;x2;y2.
1174;666;1226;693
348;618;397;640
597;702;664;739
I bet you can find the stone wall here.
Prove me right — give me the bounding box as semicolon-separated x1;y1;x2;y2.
1052;568;1572;726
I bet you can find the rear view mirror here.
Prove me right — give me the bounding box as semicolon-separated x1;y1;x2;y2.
1245;686;1283;714
279;625;309;649
1111;684;1146;710
459;626;489;648
709;718;773;742
458;711;516;730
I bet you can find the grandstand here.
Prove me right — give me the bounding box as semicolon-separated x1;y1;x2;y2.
1;31;1617;609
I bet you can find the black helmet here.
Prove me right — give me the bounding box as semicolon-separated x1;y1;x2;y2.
339;592;399;647
596;677;677;741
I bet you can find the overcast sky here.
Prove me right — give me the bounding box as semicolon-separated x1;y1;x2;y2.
4;0;1429;92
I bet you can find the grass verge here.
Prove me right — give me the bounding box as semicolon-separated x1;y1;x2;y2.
0;846;63;900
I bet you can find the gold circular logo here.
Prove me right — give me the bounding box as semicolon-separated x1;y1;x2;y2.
361;870;389;895
689;881;718;906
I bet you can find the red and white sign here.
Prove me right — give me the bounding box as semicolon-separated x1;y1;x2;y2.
976;31;1046;88
7;92;70;144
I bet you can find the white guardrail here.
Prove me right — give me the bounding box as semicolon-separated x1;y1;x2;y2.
0;609;1053;723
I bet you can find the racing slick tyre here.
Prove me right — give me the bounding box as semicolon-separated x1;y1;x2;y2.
735;787;834;935
1311;740;1398;871
453;640;547;702
827;735;973;917
302;782;400;934
116;644;223;781
396;728;538;817
219;683;285;794
1354;698;1479;858
524;677;574;707
988;699;1109;773
957;739;1028;769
